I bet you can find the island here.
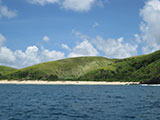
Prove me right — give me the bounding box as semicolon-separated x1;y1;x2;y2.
0;50;160;84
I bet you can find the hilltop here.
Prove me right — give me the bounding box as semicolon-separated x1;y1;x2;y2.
0;50;160;84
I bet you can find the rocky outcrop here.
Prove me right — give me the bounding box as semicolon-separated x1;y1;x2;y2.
140;77;160;84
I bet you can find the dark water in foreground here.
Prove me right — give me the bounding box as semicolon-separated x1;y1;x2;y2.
0;85;160;120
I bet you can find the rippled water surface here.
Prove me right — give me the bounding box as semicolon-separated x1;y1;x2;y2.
0;84;160;120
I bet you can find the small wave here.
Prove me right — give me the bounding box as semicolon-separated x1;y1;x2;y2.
68;114;89;118
141;84;160;86
121;115;136;119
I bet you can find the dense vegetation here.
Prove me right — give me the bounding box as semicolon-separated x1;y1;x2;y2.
0;66;17;77
79;50;160;83
0;50;160;84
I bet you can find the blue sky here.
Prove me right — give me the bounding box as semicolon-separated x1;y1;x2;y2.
0;0;160;68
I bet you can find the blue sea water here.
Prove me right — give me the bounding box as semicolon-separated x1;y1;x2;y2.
0;85;160;120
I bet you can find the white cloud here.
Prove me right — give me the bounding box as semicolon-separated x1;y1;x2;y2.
13;46;64;68
92;22;99;28
96;0;107;7
68;40;99;57
0;5;17;18
26;46;39;56
140;0;160;53
14;46;40;67
62;0;95;12
72;30;138;58
61;44;71;51
43;35;50;42
28;0;104;12
0;34;64;68
0;33;6;46
93;36;138;58
72;29;89;41
0;47;16;65
28;0;59;6
142;44;160;54
70;29;98;57
40;48;64;61
134;34;141;44
0;33;16;65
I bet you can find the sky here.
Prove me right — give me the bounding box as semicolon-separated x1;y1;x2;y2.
0;0;160;68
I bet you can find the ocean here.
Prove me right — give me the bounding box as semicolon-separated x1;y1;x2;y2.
0;84;160;120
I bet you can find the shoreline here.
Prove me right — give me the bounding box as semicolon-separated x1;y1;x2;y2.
0;80;139;85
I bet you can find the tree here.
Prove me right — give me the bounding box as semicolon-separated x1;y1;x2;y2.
48;74;59;81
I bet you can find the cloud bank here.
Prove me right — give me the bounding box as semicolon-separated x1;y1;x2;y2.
93;36;138;58
72;30;138;58
140;0;160;53
0;34;64;68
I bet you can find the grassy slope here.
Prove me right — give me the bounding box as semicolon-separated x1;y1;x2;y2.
79;50;160;82
0;66;17;76
2;57;114;80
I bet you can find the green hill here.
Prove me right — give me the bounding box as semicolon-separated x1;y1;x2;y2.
79;50;160;83
1;57;114;80
0;66;17;76
0;50;160;84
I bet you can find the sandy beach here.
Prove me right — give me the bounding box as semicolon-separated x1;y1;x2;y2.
0;80;139;85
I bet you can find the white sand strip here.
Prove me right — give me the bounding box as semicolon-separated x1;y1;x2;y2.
0;80;139;85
